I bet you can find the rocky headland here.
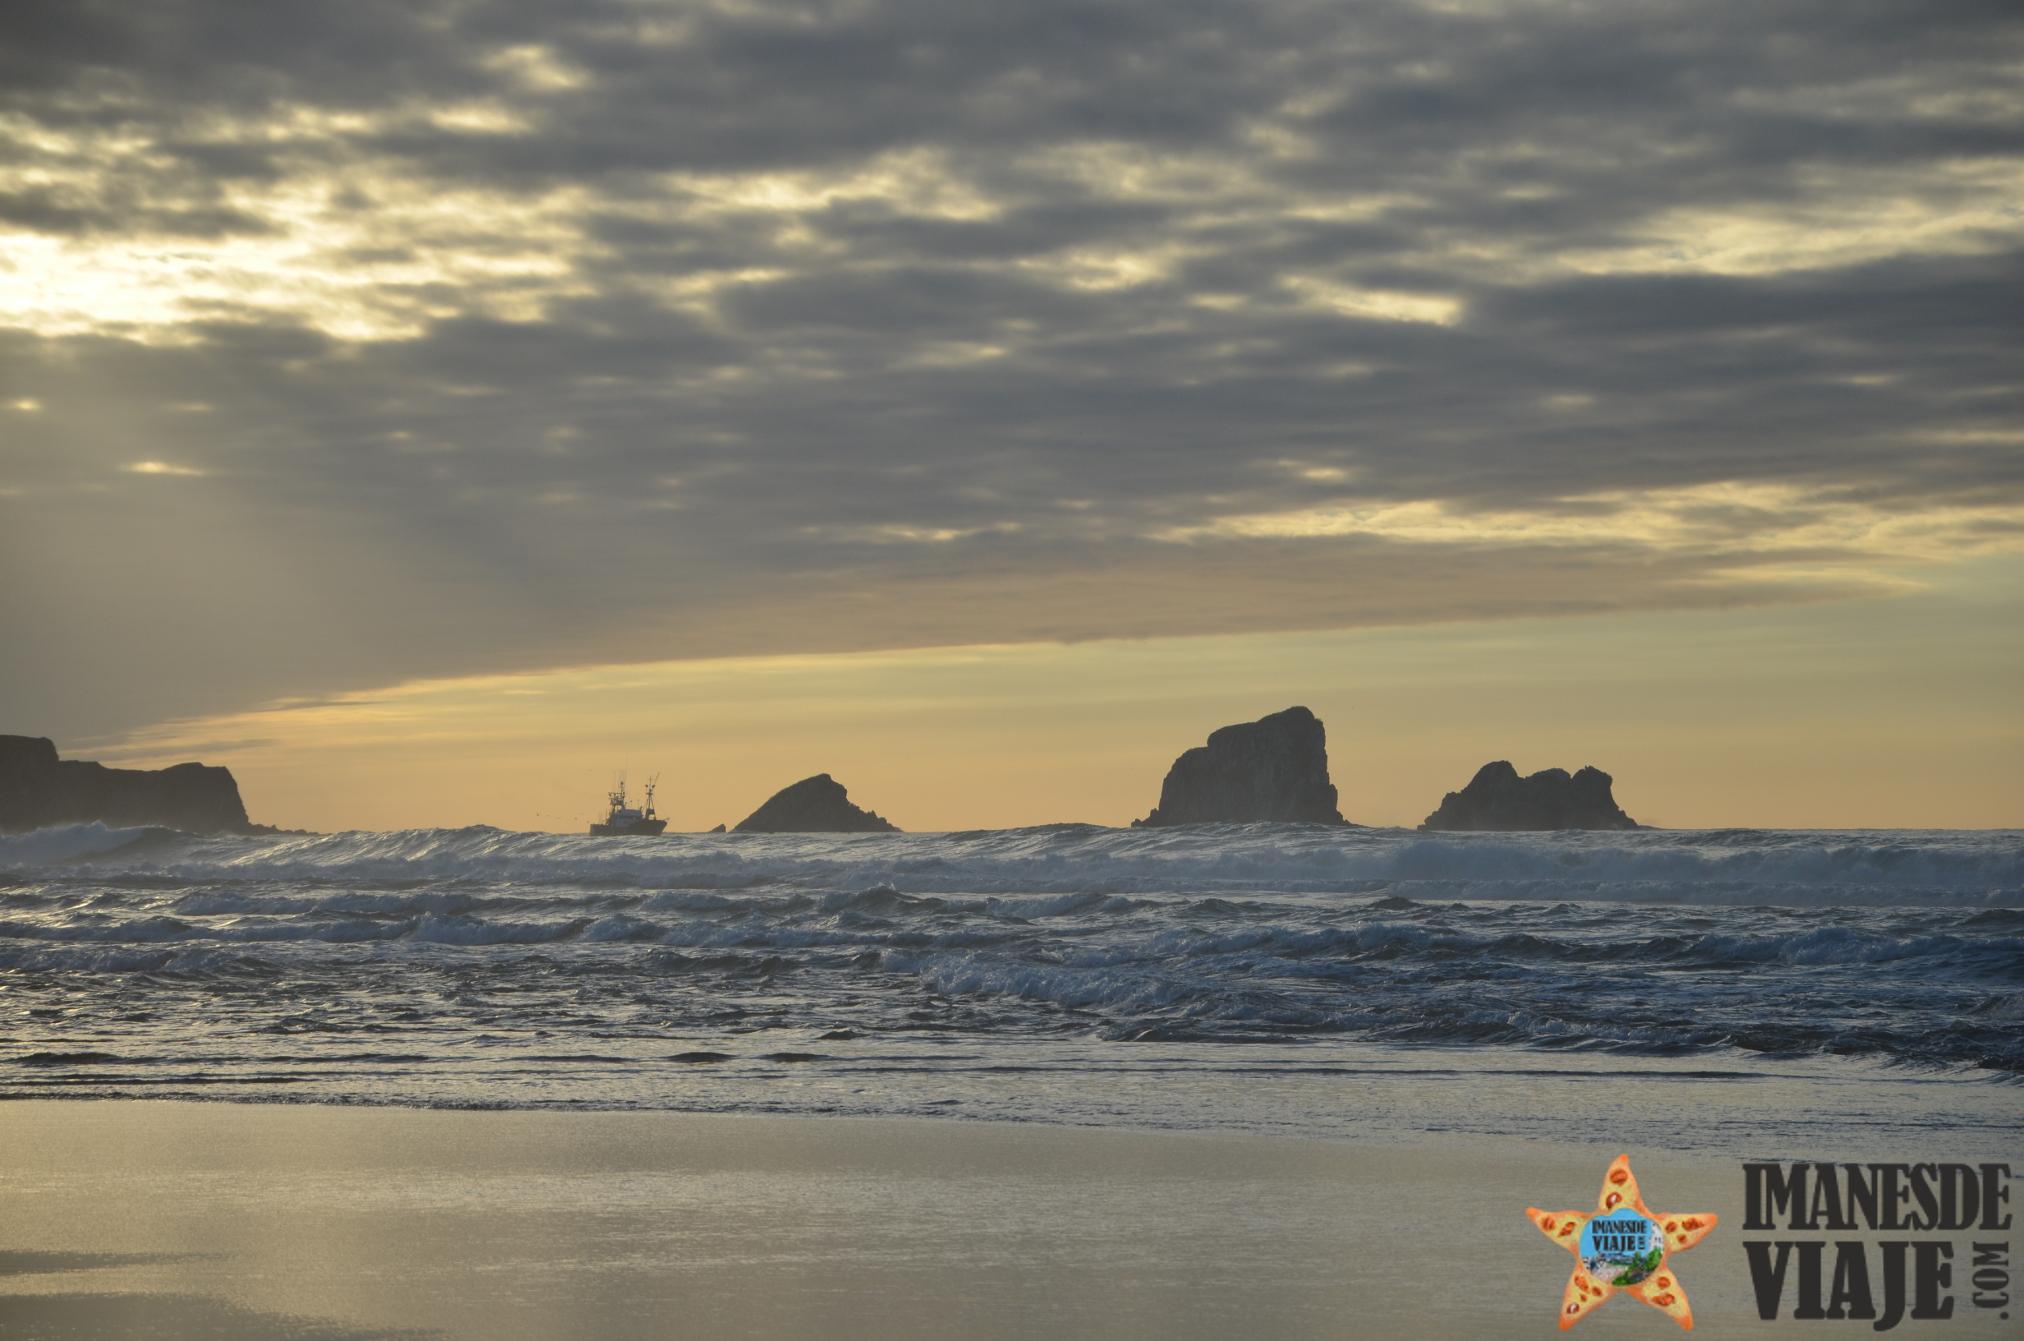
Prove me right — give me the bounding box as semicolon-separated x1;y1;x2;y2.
0;734;253;833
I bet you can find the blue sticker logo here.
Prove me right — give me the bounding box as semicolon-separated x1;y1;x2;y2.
1581;1208;1665;1287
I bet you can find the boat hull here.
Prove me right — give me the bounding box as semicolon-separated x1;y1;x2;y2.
587;818;668;837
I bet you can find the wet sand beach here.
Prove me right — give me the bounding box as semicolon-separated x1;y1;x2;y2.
2;1100;2014;1338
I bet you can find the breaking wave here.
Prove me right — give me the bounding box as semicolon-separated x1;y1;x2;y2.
5;821;2020;906
2;820;2019;1123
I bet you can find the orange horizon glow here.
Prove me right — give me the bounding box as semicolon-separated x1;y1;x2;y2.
89;560;2024;833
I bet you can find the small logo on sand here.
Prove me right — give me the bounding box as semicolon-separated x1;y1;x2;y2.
1582;1208;1665;1286
1527;1154;1718;1331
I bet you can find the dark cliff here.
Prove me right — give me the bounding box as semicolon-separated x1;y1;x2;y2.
733;774;900;833
1418;761;1638;831
1133;706;1345;827
0;735;252;833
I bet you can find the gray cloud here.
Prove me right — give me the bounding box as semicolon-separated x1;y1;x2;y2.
1;0;2021;741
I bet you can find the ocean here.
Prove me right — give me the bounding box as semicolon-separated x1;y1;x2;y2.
5;822;2020;1157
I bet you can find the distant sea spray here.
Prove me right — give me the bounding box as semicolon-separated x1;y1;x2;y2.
5;820;2019;905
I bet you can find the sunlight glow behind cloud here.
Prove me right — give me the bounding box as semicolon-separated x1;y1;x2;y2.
1;0;2019;824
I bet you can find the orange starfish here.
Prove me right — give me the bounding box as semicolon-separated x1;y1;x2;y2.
1526;1154;1718;1331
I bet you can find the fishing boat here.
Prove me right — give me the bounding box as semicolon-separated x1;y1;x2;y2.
588;774;667;836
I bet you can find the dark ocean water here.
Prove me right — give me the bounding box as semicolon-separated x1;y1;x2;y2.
3;822;2019;1151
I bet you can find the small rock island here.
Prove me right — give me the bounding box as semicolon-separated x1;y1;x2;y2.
1134;706;1346;827
0;734;253;833
1418;761;1638;831
733;774;900;833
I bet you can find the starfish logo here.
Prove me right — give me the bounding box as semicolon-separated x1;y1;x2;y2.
1527;1154;1718;1331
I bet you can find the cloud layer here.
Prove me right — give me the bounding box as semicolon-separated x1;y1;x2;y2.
2;0;2020;739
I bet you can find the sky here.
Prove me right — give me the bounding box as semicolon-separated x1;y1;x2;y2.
1;0;2020;831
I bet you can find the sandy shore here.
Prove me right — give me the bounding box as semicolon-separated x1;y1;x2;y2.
0;1101;2012;1338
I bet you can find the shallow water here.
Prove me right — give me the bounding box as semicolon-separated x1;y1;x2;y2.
3;822;2019;1153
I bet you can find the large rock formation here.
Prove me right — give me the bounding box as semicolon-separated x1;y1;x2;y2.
0;735;252;833
733;774;899;833
1133;706;1344;827
1418;761;1638;831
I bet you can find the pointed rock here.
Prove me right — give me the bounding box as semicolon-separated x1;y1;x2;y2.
734;774;900;833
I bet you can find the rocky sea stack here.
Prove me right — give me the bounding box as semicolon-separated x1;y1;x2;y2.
1134;706;1344;827
733;774;900;833
1419;761;1638;831
0;734;252;833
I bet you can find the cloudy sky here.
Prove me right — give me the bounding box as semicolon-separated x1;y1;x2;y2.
2;0;2020;829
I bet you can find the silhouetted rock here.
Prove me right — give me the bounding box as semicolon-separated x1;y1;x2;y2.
707;822;727;834
1419;761;1638;831
733;774;899;833
1133;706;1345;827
0;734;252;833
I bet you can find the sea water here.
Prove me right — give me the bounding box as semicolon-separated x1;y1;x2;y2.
3;823;2019;1156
